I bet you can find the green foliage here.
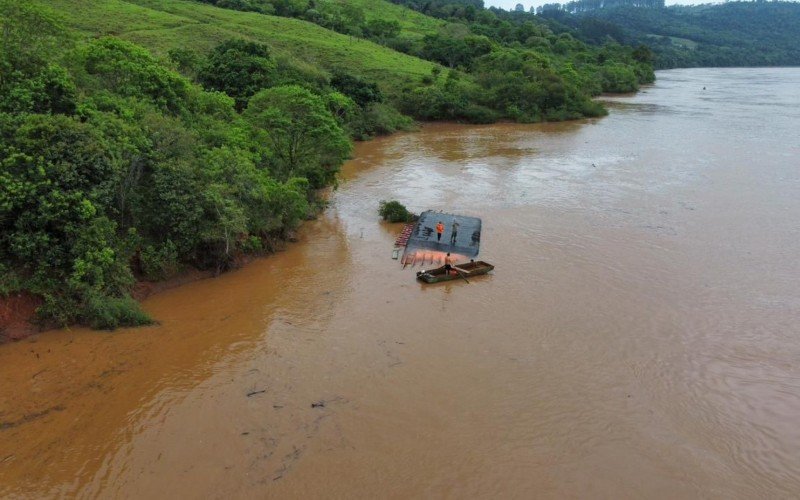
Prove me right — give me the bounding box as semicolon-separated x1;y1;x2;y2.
0;263;22;296
76;38;191;114
400;81;468;120
330;71;384;108
551;2;800;69
0;112;144;327
379;200;414;223
325;91;357;125
0;63;77;115
139;241;180;281
599;62;639;92
576;17;626;44
82;294;152;330
364;18;402;41
151;0;651;122
197;39;277;110
168;47;201;76
632;44;654;64
420;33;493;69
0;5;333;329
245;85;352;188
307;3;367;36
241;235;264;253
347;102;415;140
0;1;61;76
0;2;76;115
459;103;500;124
210;0;275;13
381;0;652;119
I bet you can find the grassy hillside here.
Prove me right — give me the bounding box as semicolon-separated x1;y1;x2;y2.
331;0;446;38
32;0;438;92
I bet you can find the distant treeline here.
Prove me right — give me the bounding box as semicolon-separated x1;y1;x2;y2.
539;1;800;68
387;0;800;69
536;0;665;15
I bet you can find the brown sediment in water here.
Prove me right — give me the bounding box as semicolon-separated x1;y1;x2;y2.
0;219;347;496
0;227;303;344
131;268;216;302
2;68;800;498
0;268;222;344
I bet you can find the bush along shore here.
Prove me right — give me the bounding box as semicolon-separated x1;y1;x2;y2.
0;1;653;336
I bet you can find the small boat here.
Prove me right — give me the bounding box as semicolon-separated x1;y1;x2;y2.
416;261;495;283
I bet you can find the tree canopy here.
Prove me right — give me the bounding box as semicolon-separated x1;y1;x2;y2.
245;85;352;188
538;1;800;68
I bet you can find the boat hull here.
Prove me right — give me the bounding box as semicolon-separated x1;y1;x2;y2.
416;261;494;283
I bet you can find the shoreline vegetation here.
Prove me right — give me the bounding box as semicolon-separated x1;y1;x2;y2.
0;0;656;339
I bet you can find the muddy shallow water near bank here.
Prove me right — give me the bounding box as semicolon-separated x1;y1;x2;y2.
2;68;800;498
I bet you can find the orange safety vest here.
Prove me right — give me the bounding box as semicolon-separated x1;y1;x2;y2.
436;223;444;234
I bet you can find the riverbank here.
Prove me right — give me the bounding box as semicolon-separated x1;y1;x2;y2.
0;264;221;342
0;113;597;343
0;223;306;343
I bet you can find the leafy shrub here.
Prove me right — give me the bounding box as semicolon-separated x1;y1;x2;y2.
379;200;415;223
348;102;414;140
0;63;77;114
386;36;415;54
0;263;21;296
364;18;401;42
599;63;639;92
420;34;493;69
330;71;383;108
83;293;152;330
77;38;191;114
140;241;180;281
460;104;499;124
579;99;608;118
633;62;656;84
197;39;277;110
195;0;275;13
241;235;263;253
399;84;467;120
168;47;200;76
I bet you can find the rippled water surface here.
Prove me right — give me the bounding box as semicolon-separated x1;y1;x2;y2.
1;68;799;498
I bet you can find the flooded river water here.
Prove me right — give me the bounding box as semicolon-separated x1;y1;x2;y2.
2;68;800;498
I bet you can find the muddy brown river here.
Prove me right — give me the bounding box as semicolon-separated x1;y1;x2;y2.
2;68;800;498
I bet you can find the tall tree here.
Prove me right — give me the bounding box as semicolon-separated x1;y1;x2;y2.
245;85;352;188
198;39;276;110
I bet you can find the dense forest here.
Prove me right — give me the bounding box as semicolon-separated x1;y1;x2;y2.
538;1;800;68
0;0;652;331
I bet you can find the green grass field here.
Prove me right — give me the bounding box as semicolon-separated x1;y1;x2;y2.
330;0;446;38
34;0;440;92
646;33;698;50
